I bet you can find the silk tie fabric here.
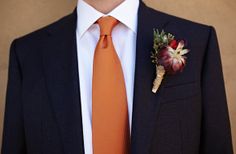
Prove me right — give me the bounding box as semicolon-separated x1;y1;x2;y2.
92;16;130;154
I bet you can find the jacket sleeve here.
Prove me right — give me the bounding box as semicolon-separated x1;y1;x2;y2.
1;40;26;153
200;26;233;154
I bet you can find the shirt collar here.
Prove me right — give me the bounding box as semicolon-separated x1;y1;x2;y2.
76;0;140;38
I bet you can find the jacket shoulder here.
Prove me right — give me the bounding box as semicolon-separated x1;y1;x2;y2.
13;10;75;45
10;10;76;65
145;5;211;31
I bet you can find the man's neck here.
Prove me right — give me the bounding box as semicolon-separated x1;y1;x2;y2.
83;0;125;14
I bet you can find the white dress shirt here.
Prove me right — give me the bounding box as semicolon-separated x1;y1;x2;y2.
76;0;139;153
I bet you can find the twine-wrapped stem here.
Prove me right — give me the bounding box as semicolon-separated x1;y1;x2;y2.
152;65;165;93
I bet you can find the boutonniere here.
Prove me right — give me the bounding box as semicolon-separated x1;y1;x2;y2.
151;29;190;93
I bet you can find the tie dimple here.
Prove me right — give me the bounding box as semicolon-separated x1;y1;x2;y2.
97;16;119;36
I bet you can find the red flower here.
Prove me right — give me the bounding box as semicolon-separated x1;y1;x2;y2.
169;40;178;49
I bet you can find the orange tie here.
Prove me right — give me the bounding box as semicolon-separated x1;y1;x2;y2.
92;16;130;154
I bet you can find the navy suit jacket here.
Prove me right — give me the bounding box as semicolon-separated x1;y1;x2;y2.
2;1;233;154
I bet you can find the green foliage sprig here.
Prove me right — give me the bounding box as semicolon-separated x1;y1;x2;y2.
151;29;175;64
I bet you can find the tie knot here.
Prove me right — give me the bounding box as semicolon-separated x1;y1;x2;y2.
97;16;119;36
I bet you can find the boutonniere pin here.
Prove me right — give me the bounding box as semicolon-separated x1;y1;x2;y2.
151;29;190;93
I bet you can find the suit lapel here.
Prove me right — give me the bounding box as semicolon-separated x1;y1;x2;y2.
131;2;170;154
42;10;84;153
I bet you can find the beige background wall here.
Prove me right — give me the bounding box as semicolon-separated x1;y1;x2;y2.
0;0;235;151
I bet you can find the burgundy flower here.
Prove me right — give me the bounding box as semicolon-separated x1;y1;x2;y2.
158;40;189;74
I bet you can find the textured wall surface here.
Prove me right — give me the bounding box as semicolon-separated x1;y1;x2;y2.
0;0;235;151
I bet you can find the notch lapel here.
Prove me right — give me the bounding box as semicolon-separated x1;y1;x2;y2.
42;11;84;153
131;2;170;154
